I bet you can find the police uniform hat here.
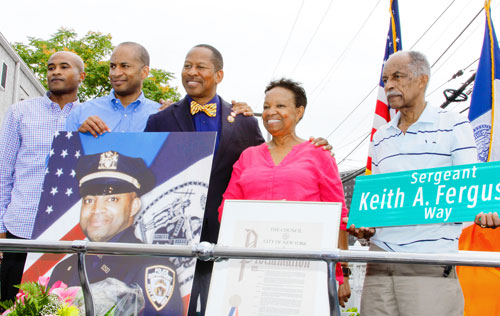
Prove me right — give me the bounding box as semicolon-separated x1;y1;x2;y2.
76;151;155;197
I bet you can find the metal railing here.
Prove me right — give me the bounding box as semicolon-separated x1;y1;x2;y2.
1;239;500;316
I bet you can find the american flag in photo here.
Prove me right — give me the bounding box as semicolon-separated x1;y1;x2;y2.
23;132;217;284
23;131;86;282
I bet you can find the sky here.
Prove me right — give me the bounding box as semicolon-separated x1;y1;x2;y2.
1;0;498;171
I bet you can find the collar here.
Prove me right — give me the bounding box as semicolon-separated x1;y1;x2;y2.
108;226;139;243
187;94;220;107
109;89;146;110
386;102;435;131
44;91;79;109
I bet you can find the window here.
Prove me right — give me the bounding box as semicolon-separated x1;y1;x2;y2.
1;62;7;89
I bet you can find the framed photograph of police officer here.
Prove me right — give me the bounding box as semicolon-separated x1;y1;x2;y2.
22;131;216;315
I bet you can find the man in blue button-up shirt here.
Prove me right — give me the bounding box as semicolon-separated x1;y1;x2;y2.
65;42;160;134
0;51;85;302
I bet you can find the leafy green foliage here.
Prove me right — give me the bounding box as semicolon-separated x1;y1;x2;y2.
12;27;180;102
143;68;180;103
342;307;360;316
0;281;51;316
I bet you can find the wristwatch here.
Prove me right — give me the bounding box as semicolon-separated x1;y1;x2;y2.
342;266;352;277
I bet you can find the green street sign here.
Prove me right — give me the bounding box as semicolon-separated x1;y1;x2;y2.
347;162;499;228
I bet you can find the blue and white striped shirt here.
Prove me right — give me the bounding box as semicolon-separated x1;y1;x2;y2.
370;104;478;253
0;93;77;238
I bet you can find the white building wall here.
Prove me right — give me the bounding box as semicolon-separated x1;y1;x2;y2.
0;32;45;126
18;68;44;100
0;47;17;121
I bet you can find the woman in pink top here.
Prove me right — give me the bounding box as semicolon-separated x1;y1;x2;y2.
218;78;351;307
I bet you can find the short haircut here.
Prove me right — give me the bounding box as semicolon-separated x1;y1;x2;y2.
392;50;431;79
70;53;85;73
49;51;84;73
193;44;223;71
265;78;307;110
117;42;150;66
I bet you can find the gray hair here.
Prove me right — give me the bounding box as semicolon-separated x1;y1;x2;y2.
392;50;431;78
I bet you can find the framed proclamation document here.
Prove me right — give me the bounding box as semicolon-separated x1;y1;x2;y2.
206;200;342;316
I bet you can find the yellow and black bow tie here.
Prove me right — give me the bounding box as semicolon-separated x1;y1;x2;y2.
190;101;217;117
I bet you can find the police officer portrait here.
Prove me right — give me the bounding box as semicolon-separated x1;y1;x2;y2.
49;150;182;315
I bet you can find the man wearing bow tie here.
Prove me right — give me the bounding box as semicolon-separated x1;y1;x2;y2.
67;42;253;136
145;44;265;315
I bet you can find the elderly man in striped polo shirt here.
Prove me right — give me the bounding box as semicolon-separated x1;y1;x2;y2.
349;51;478;315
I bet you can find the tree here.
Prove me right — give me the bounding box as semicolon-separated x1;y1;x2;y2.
13;28;180;102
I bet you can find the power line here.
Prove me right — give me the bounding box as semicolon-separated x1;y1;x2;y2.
329;3;483;167
431;17;483;77
289;0;335;76
334;1;500;169
435;0;500;75
409;0;456;50
464;57;481;71
449;0;500;113
326;85;377;139
335;131;371;151
426;74;459;98
323;0;462;141
431;7;484;68
426;57;479;98
309;0;382;97
271;0;306;78
340;166;365;183
334;0;470;182
337;132;371;166
336;60;475;165
460;105;470;114
423;0;475;55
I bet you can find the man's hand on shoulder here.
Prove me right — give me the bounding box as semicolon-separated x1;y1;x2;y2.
78;116;111;138
159;99;174;111
475;212;500;229
231;100;254;117
343;217;376;239
309;136;334;156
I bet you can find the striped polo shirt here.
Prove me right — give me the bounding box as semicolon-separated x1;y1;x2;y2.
370;104;478;253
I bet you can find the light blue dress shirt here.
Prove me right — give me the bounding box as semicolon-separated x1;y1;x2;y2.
65;90;160;132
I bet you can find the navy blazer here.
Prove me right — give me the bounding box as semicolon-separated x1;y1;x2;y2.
145;96;264;244
50;227;182;315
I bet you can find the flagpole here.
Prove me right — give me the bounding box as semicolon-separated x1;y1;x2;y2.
365;0;402;175
485;0;495;161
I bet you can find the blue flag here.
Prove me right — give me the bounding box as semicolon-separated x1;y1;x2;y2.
468;0;500;162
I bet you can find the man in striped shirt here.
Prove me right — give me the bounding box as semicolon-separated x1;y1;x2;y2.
350;51;477;315
0;51;85;302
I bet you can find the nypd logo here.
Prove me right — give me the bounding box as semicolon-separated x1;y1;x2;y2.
145;265;176;311
473;124;491;162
